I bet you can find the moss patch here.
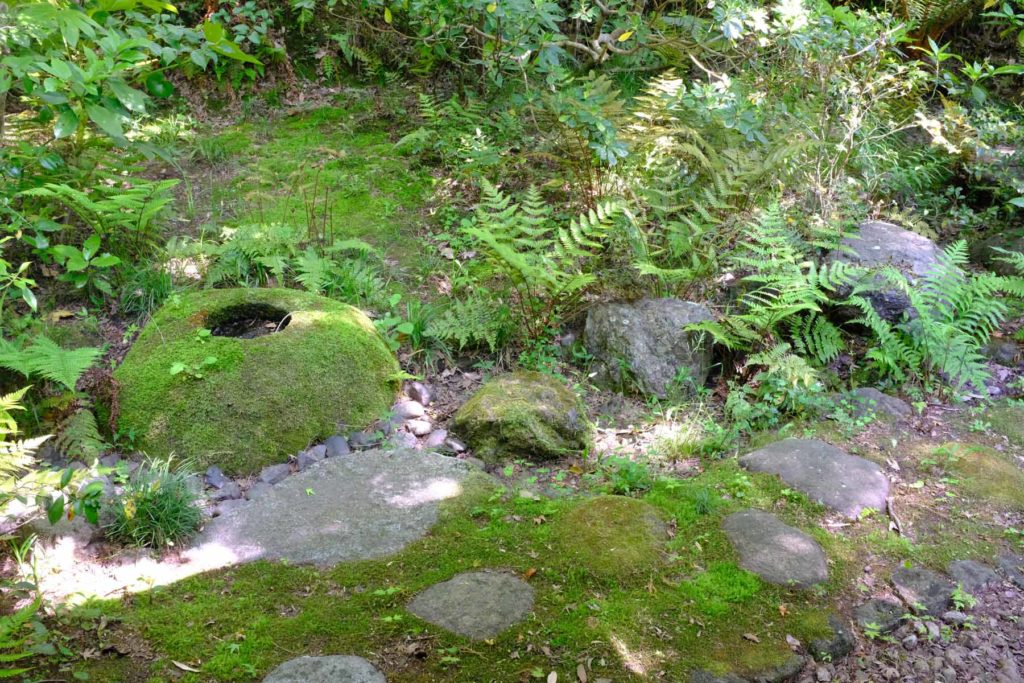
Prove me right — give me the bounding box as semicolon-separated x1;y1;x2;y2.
76;460;844;681
552;495;666;581
936;442;1024;510
985;400;1024;446
115;288;399;475
452;371;592;463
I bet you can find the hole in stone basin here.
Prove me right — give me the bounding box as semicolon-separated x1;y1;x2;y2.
207;303;291;339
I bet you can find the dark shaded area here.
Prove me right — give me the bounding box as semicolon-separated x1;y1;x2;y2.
208;303;291;338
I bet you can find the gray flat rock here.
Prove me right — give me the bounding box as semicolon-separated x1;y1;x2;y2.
997;553;1024;589
854;598;904;634
948;559;1001;592
408;570;533;640
892;566;954;616
722;509;828;588
199;449;473;566
847;387;912;419
739;438;889;518
263;655;384;682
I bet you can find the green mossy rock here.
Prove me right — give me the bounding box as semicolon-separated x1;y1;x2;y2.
452;371;591;463
937;443;1024;510
987;401;1024;446
115;288;399;475
553;495;666;580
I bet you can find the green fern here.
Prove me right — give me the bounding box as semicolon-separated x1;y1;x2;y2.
0;337;100;391
55;408;108;462
0;599;40;679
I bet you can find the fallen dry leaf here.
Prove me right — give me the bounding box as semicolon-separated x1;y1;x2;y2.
742;633;760;643
778;603;788;617
172;660;201;672
786;634;802;651
524;567;538;580
547;672;557;683
577;663;588;682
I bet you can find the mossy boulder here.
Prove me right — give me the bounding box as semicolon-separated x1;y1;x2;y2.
452;371;591;463
552;496;666;580
986;401;1024;446
115;288;399;475
936;443;1024;510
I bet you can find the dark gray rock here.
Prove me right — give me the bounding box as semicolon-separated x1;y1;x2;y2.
259;463;291;485
943;611;970;627
831;220;939;321
405;419;433;436
721;509;828;588
99;453;121;468
200;449;473;566
407;570;533;640
971;229;1024;276
211;481;243;502
948;560;1001;592
296;447;325;471
324;435;351;458
348;430;380;449
584;298;713;398
750;655;807;683
407;381;432;405
739;438;890;518
424;429;448;449
997;553;1024;589
854;598;904;634
892;566;954;616
846;387;912;419
393;400;425;419
263;655;384;683
205;465;229;489
810;615;855;662
984;340;1019;367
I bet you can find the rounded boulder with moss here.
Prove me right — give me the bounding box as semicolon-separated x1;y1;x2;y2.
452;371;591;464
115;288;399;475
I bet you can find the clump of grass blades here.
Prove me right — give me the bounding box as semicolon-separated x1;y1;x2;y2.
103;458;202;548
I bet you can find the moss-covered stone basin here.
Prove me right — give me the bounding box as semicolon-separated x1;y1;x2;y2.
115;288;399;475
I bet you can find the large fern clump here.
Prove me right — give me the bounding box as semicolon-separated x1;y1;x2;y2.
850;240;1024;392
460;180;624;338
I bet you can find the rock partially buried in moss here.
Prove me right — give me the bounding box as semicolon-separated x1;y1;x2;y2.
452;371;591;463
553;495;665;580
115;288;399;475
985;400;1024;446
936;443;1024;510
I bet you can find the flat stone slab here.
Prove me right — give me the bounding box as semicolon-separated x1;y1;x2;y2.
263;655;384;682
948;559;1001;592
199;449;473;566
892;566;954;616
739;438;889;518
854;598;904;634
721;509;828;588
408;570;533;640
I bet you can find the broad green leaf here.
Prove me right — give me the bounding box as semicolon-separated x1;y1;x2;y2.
145;72;175;98
47;496;65;525
65;253;88;272
21;288;37;311
85;103;124;140
190;49;209;69
210;40;262;65
108;78;148;113
90;254;121;268
202;21;226;43
82;234;101;260
384;6;393;23
54;108;79;139
618;30;634;41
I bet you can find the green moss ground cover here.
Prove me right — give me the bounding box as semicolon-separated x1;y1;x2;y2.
83;462;844;681
115;288;399;475
193;101;436;272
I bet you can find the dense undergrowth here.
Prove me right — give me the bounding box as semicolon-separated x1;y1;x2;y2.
2;0;1024;679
